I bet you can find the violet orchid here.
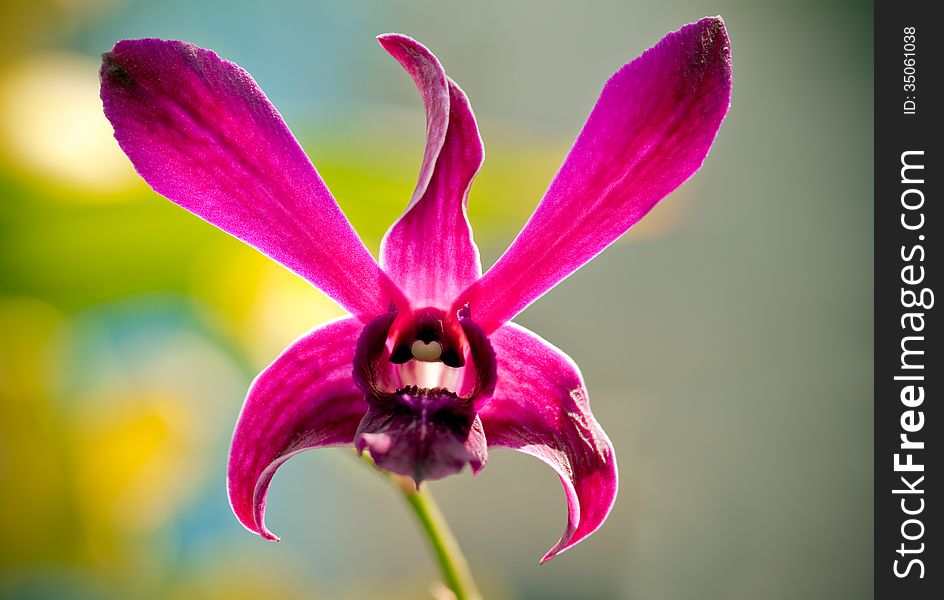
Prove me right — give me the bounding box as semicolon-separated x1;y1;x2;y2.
100;17;731;562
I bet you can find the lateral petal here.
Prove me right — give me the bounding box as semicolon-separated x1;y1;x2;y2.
479;323;617;562
227;318;367;540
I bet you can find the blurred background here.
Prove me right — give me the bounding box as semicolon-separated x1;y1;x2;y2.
0;1;872;599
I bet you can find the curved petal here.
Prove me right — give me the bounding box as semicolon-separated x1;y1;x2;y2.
378;34;484;306
479;323;617;562
456;17;732;332
100;39;401;320
227;318;367;540
376;34;450;210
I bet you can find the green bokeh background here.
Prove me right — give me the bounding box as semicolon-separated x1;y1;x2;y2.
1;1;872;599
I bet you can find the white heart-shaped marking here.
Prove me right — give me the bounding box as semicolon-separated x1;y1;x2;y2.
411;340;443;362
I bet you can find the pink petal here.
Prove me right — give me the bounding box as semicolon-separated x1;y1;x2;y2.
227;318;367;540
101;39;401;321
378;34;484;307
376;34;450;211
479;323;617;562
457;17;732;332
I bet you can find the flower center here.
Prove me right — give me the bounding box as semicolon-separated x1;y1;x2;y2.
354;306;495;401
352;306;496;484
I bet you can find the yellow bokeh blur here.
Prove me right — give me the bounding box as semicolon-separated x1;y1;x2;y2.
0;51;138;194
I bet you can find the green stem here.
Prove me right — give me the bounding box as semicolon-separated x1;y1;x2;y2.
401;484;482;600
358;452;482;600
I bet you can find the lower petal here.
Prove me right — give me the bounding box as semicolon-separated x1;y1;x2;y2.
478;323;617;562
355;388;487;486
227;318;367;540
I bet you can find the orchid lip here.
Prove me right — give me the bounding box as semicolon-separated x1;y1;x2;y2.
354;384;487;485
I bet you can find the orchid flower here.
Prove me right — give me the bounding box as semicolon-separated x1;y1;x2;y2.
100;17;731;562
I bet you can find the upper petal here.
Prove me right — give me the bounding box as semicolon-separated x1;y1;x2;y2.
376;34;451;211
378;34;484;307
455;18;732;332
479;323;617;562
227;318;367;540
100;39;402;321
